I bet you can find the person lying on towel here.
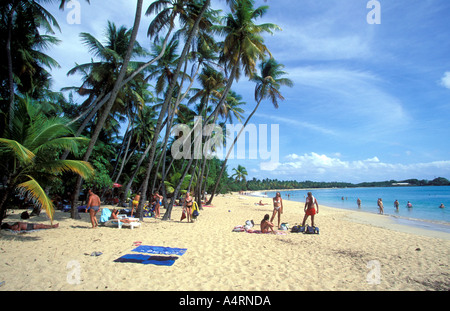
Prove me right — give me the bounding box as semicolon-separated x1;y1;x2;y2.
1;222;59;231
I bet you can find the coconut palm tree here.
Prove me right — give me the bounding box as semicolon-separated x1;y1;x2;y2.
0;96;94;226
207;57;293;204
231;165;247;183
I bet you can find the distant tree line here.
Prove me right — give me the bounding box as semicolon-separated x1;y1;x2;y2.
238;177;450;191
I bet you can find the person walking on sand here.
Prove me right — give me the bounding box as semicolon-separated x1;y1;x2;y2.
302;192;319;227
377;198;384;214
131;192;140;217
261;214;275;233
271;192;283;229
86;189;101;228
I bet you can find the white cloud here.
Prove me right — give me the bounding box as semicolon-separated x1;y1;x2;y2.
275;152;450;182
440;72;450;89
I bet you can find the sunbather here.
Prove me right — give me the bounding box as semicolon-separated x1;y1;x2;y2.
1;222;59;231
260;214;275;234
110;209;138;223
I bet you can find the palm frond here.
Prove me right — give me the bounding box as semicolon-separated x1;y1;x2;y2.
45;160;95;179
0;138;35;165
16;176;55;223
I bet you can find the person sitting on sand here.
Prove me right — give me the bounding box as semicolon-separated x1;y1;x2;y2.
1;222;59;231
302;192;319;227
271;192;283;229
256;200;268;206
86;189;101;228
260;214;275;234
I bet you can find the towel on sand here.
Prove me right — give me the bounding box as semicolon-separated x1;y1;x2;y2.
114;254;179;266
132;245;187;256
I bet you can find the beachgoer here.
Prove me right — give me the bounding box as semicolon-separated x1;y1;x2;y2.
110;209;138;223
1;222;59;231
302;192;319;227
271;192;283;228
152;192;163;218
86;189;101;228
439;203;445;209
260;214;275;233
394;200;399;211
357;198;361;208
131;192;140;217
183;192;193;223
406;201;413;208
377;198;384;214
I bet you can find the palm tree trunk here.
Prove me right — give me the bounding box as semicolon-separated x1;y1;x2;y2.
137;0;211;220
70;0;144;218
207;98;262;205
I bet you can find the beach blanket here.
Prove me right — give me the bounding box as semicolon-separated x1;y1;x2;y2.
132;245;187;256
245;229;287;235
114;254;179;266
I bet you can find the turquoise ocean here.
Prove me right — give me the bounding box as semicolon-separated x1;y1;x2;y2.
253;186;450;233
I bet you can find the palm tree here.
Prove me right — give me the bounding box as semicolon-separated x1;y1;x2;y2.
231;165;247;183
0;96;94;226
70;1;145;219
207;57;292;204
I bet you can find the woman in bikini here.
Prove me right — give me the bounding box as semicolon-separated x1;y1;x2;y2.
183;192;193;223
271;192;283;229
260;214;275;233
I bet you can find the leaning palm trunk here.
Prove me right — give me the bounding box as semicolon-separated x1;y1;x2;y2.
207;98;262;205
70;0;144;219
137;0;211;220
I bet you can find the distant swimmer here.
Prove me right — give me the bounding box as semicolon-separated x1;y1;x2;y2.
394;200;399;211
357;198;361;208
439;203;445;209
406;201;413;208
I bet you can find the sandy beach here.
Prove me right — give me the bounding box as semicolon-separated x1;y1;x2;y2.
0;192;449;292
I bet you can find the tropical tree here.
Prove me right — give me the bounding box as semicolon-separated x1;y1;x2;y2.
70;0;145;218
231;164;247;182
0;97;94;225
207;57;293;204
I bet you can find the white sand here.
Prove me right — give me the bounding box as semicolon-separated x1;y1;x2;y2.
0;193;449;291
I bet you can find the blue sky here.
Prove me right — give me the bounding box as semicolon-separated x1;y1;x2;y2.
44;0;450;183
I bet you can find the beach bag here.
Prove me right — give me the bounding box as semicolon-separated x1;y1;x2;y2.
291;225;303;233
180;210;186;221
304;225;319;234
280;223;289;231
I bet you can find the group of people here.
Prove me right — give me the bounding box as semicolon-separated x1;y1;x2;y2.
131;191;163;218
260;191;319;233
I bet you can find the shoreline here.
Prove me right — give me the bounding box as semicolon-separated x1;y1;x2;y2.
1;192;449;291
246;190;450;237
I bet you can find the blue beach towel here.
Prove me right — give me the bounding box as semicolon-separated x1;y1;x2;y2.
132;245;187;256
114;254;179;266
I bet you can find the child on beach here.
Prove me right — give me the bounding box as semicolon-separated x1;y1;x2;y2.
302;192;319;227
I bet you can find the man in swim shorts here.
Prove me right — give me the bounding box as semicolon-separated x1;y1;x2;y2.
86;189;101;228
301;192;319;227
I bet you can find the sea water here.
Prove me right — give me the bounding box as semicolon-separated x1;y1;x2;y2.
256;186;450;233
